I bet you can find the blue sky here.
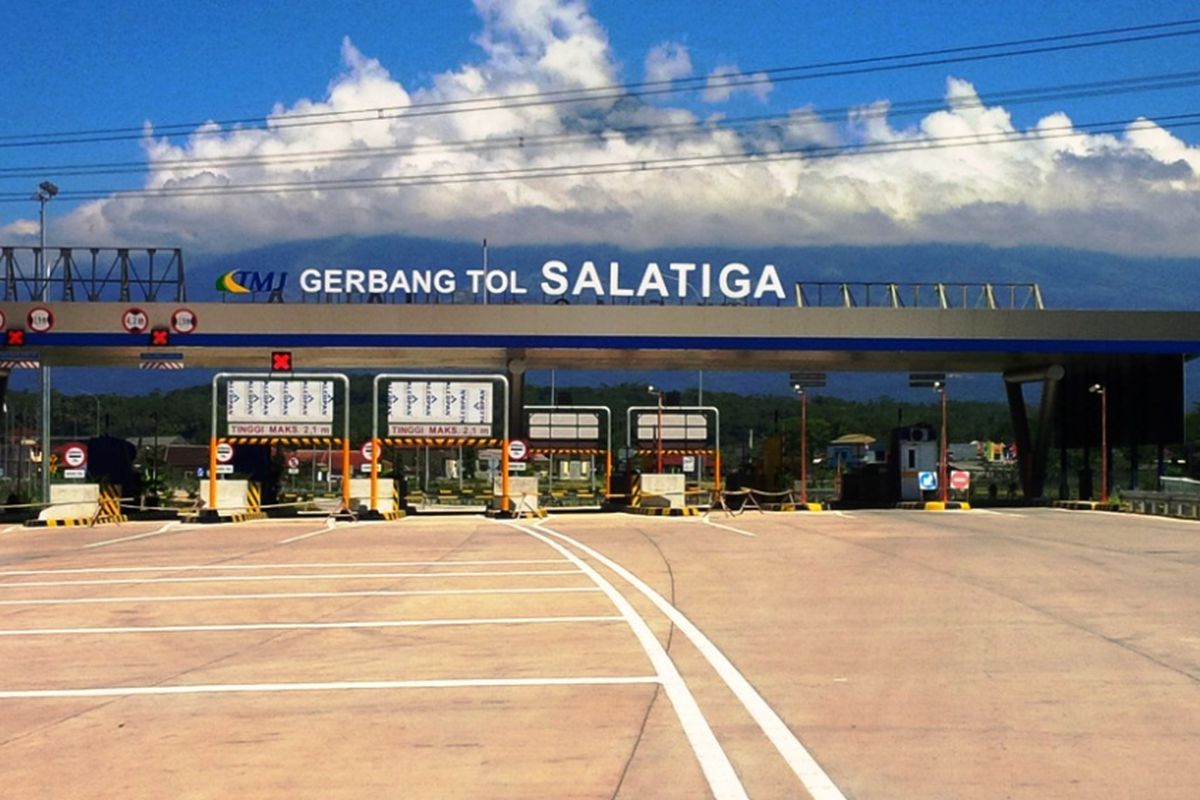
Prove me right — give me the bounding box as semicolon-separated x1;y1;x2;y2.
1;0;1199;255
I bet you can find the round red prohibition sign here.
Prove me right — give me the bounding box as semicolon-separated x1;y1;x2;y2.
950;470;971;491
27;306;54;332
122;307;149;333
360;441;375;461
507;439;529;462
215;442;235;464
63;444;87;468
171;307;198;334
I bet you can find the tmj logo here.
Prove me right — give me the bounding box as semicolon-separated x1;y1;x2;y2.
216;270;288;294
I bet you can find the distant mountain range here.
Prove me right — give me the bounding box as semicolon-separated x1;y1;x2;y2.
22;236;1200;402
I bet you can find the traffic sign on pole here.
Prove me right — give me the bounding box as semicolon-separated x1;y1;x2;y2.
507;439;529;462
215;442;235;463
950;470;971;491
918;471;938;491
360;441;374;461
62;443;87;468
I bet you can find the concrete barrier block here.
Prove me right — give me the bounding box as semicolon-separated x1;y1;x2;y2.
640;474;686;508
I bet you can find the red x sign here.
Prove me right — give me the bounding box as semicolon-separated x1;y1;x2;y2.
149;328;170;346
5;329;24;346
271;351;293;372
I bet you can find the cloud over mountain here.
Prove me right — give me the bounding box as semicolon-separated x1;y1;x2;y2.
10;0;1198;257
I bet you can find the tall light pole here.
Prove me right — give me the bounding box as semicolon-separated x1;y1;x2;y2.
934;380;948;504
1089;383;1108;503
34;181;57;505
647;385;664;472
792;385;808;505
789;372;826;506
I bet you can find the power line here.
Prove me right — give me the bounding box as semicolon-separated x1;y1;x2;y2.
3;112;1193;203
1;17;1198;149
2;69;1197;180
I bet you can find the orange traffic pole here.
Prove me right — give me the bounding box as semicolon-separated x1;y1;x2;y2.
208;436;218;511
604;449;612;498
501;440;510;512
341;437;352;512
369;437;380;512
713;448;722;496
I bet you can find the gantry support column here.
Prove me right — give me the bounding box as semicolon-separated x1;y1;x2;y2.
1003;365;1064;500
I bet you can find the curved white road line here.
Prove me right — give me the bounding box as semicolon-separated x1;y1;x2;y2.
504;522;748;800
532;520;848;800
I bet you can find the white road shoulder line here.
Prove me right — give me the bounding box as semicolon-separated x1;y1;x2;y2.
0;675;661;700
0;586;601;607
505;521;748;800
534;521;847;800
84;521;182;549
0;568;581;588
0;615;623;637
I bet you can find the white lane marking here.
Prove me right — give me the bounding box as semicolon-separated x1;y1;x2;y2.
84;522;182;549
0;586;601;607
0;569;582;589
0;675;661;700
533;521;847;800
505;521;748;800
0;615;624;637
0;559;569;577
1;525;18;534
700;517;756;538
280;518;339;544
972;509;1027;517
833;511;853;518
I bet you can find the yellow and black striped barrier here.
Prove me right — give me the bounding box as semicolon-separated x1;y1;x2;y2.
220;437;344;446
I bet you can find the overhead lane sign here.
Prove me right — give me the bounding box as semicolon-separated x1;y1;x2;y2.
227;379;334;435
387;380;493;436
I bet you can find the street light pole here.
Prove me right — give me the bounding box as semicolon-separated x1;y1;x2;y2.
793;385;808;505
648;386;664;472
34;181;57;507
934;380;948;504
1090;384;1108;503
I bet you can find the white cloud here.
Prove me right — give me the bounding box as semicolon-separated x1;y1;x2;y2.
702;64;773;104
644;41;692;84
8;0;1200;257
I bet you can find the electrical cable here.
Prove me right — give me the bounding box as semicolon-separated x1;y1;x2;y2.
0;17;1197;148
0;69;1196;180
2;111;1193;203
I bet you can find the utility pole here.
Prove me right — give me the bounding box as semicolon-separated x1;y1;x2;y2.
34;181;58;506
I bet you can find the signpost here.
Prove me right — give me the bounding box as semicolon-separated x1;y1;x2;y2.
950;470;971;491
62;443;87;469
215;442;234;463
371;373;510;516
210;372;352;520
507;439;528;462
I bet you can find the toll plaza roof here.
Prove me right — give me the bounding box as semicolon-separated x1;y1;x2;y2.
3;301;1200;373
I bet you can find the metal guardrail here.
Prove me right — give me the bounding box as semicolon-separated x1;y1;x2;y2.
793;281;1044;309
1124;489;1200;520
